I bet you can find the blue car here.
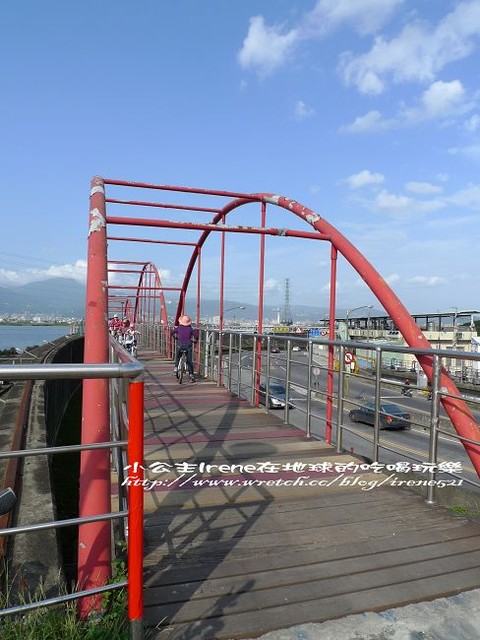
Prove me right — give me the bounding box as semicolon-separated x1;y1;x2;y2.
349;402;410;430
259;382;293;409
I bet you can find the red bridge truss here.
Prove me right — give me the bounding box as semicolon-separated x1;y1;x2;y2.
79;175;480;607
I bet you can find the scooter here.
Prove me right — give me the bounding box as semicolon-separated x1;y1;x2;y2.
0;487;16;515
401;386;413;397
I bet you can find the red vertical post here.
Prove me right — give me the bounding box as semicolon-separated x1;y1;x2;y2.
218;218;226;385
255;203;266;403
219;216;226;331
148;268;153;347
78;176;112;615
325;245;338;444
128;379;144;638
195;248;202;369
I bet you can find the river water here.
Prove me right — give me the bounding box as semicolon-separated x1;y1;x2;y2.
0;325;71;351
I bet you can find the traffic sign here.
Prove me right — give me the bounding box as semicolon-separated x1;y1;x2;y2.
344;351;354;364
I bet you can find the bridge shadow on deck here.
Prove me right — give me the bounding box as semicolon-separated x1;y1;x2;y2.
135;352;480;640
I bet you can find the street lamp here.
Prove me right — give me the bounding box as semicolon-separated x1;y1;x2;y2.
345;305;373;339
224;306;246;326
225;306;246;314
15;347;39;360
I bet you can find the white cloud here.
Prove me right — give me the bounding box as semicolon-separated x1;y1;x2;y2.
465;114;480;131
237;16;299;77
406;276;448;287
371;189;445;216
264;278;282;291
447;184;480;209
295;100;315;119
449;144;480;160
238;0;403;77
405;181;443;195
304;0;404;37
345;169;384;189
343;80;473;132
0;268;23;285
385;273;400;285
374;190;412;213
340;1;480;95
402;80;471;123
42;260;87;282
341;110;394;133
0;260;88;286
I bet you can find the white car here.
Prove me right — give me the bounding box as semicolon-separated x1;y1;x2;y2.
292;346;301;352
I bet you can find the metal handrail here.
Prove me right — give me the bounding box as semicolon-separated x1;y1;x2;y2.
195;327;480;498
0;358;145;640
0;362;143;380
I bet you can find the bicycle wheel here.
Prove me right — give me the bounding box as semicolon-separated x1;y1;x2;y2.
179;354;187;384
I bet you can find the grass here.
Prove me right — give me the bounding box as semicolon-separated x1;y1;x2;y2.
0;548;133;640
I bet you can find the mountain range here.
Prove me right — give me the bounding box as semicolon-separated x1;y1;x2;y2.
0;278;87;317
0;277;380;322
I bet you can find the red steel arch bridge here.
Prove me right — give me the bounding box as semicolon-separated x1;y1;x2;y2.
80;176;480;630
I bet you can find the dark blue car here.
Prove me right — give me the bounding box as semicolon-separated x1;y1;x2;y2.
349;402;410;430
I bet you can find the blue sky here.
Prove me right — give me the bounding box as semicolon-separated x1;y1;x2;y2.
1;0;480;316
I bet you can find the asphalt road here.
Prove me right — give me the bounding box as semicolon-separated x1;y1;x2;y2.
228;351;480;491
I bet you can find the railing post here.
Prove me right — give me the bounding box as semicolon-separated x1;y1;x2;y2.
336;345;345;453
265;336;271;414
372;347;382;462
237;333;242;397
306;340;313;437
426;354;441;505
284;341;292;425
251;335;258;405
226;332;233;390
217;332;224;387
128;378;144;639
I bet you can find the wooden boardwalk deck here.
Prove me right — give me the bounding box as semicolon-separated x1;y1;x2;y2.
134;352;480;640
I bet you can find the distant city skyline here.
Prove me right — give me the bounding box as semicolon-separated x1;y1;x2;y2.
0;276;478;325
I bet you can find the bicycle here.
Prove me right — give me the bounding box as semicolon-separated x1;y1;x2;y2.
177;348;189;384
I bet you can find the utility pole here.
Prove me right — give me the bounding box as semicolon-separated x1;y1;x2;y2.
281;278;293;326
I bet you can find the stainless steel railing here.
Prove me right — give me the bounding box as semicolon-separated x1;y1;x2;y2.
0;358;144;624
189;327;480;503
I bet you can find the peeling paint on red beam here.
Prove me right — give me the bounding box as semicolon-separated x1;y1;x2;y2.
108;285;181;291
102;178;261;201
105;198;221;215
107;236;197;247
106;216;329;239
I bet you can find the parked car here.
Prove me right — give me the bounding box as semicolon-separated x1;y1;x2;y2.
349;402;410;430
270;346;280;353
292;346;301;352
259;381;293;409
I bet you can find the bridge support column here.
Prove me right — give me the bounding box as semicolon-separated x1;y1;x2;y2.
78;177;111;616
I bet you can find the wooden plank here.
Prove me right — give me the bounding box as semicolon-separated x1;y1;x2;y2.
142;498;460;544
143;522;480;586
144;570;480;640
144;536;480;604
143;506;470;561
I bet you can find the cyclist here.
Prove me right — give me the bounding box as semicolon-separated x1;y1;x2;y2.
108;314;121;337
401;377;412;396
172;315;198;382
